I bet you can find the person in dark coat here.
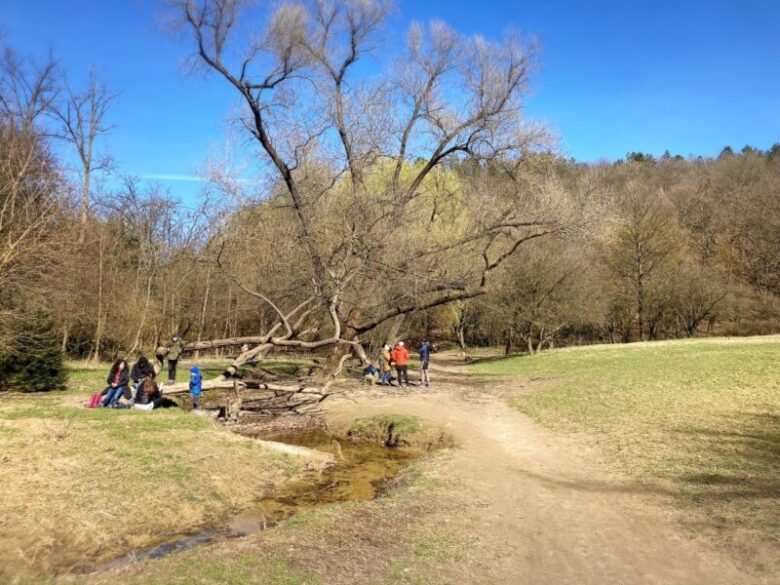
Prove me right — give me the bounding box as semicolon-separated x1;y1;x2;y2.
166;334;184;385
101;359;130;407
130;355;155;392
419;339;434;387
134;377;163;410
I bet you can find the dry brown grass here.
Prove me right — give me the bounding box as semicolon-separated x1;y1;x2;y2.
0;392;315;579
75;450;482;585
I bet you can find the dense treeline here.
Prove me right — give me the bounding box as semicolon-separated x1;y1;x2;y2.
1;23;779;391
456;148;780;354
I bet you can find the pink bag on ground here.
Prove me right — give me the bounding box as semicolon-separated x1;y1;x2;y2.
87;393;102;408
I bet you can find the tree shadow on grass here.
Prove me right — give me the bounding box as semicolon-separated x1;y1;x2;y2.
507;466;676;496
668;412;780;556
509;412;778;567
673;413;779;494
459;354;523;366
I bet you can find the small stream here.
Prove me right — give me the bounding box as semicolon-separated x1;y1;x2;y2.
85;429;418;574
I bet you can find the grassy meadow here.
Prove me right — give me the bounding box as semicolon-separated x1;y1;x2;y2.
0;359;309;579
474;336;780;570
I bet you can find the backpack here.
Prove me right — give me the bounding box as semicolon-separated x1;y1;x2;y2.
87;393;102;408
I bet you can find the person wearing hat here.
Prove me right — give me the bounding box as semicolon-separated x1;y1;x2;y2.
130;355;155;398
391;341;410;387
166;334;184;385
379;344;394;386
189;366;203;410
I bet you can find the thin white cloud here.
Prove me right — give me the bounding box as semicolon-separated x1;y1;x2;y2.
140;173;207;183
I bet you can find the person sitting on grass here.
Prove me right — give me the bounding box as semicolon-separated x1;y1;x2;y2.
362;361;379;385
189;366;203;410
101;359;130;408
130;355;155;396
133;377;163;411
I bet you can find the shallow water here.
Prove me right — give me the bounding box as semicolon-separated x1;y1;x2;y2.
85;429;417;573
252;430;415;515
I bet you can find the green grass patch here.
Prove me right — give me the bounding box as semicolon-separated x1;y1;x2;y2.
0;360;310;579
350;414;422;436
349;414;423;448
474;336;780;566
100;554;320;585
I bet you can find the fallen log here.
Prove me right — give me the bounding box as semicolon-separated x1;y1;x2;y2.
160;377;244;396
160;378;313;396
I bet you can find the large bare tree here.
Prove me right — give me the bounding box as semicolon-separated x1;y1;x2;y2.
0;49;66;360
54;69;116;244
159;0;569;405
0;50;61;285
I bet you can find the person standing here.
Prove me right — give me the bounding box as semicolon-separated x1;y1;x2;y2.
379;344;394;386
189;366;203;410
419;338;433;387
391;341;410;387
167;334;183;385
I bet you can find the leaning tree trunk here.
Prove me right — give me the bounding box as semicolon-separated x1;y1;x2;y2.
386;314;405;345
456;323;468;361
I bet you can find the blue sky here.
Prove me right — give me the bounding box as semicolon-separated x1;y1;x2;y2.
4;0;780;202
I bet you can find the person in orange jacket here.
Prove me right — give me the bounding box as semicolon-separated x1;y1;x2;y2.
391;341;410;387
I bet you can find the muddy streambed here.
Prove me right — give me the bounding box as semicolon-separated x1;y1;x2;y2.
86;427;419;574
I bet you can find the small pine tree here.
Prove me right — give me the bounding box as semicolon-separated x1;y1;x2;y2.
0;310;67;392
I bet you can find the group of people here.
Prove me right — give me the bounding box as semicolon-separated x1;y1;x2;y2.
366;338;434;387
96;334;434;409
97;352;202;411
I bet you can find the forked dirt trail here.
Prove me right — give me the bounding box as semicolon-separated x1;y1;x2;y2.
324;356;768;585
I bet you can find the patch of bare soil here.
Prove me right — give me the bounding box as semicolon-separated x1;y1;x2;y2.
319;355;772;585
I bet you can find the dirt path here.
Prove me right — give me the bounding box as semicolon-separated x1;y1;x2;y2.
323;356;768;585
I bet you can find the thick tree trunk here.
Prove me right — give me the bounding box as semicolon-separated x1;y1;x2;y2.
194;265;212;360
91;229;105;362
61;325;69;354
129;271;154;355
77;166;90;245
386;314;405;345
323;341;355;381
636;263;645;342
536;324;546;352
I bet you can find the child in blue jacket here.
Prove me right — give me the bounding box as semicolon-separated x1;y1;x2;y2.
189;366;203;410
